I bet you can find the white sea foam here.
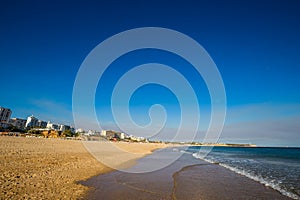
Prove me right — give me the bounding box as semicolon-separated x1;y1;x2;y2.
180;150;193;154
192;153;300;200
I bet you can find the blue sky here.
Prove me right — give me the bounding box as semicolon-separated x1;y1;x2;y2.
0;0;299;146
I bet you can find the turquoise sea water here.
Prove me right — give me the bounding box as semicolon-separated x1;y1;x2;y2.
189;146;300;199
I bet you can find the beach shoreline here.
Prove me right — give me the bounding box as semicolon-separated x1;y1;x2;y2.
0;136;167;199
82;146;292;200
1;136;295;199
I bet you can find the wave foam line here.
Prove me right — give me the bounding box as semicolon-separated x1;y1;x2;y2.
192;153;300;200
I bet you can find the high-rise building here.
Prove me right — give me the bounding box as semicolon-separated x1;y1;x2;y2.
10;118;27;129
46;121;59;130
37;120;47;128
0;107;12;123
25;115;38;128
59;124;70;132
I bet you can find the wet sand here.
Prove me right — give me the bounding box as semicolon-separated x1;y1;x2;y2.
173;164;290;200
82;147;291;200
0;136;167;199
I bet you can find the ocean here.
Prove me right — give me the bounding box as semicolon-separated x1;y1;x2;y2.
189;146;300;199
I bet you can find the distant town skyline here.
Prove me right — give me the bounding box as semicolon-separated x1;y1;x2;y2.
0;106;75;132
0;0;300;147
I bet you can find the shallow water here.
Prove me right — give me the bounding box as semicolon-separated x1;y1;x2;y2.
190;146;300;199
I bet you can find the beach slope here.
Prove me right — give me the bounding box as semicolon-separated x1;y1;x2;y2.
0;137;165;199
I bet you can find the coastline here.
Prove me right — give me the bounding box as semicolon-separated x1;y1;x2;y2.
0;136;167;199
82;146;291;200
1;137;295;199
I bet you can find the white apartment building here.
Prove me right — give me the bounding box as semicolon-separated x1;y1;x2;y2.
59;124;70;132
10;118;27;129
76;128;85;133
25;115;38;128
101;130;125;139
37;120;47;128
46;121;59;130
101;130;107;136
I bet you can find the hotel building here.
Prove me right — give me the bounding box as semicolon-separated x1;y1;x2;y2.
0;107;12;123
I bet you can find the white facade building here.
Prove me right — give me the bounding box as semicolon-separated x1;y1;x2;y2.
10;118;26;129
46;121;59;130
37;120;47;128
25;115;38;128
59;124;70;132
101;130;126;139
76;128;85;133
120;133;125;139
101;130;107;136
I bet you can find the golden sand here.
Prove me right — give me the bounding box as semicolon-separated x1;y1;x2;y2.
0;136;166;199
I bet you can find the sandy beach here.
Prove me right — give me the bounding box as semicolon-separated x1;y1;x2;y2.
0;136;294;200
0;136;167;199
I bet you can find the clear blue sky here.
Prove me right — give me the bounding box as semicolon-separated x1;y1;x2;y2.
0;0;299;146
